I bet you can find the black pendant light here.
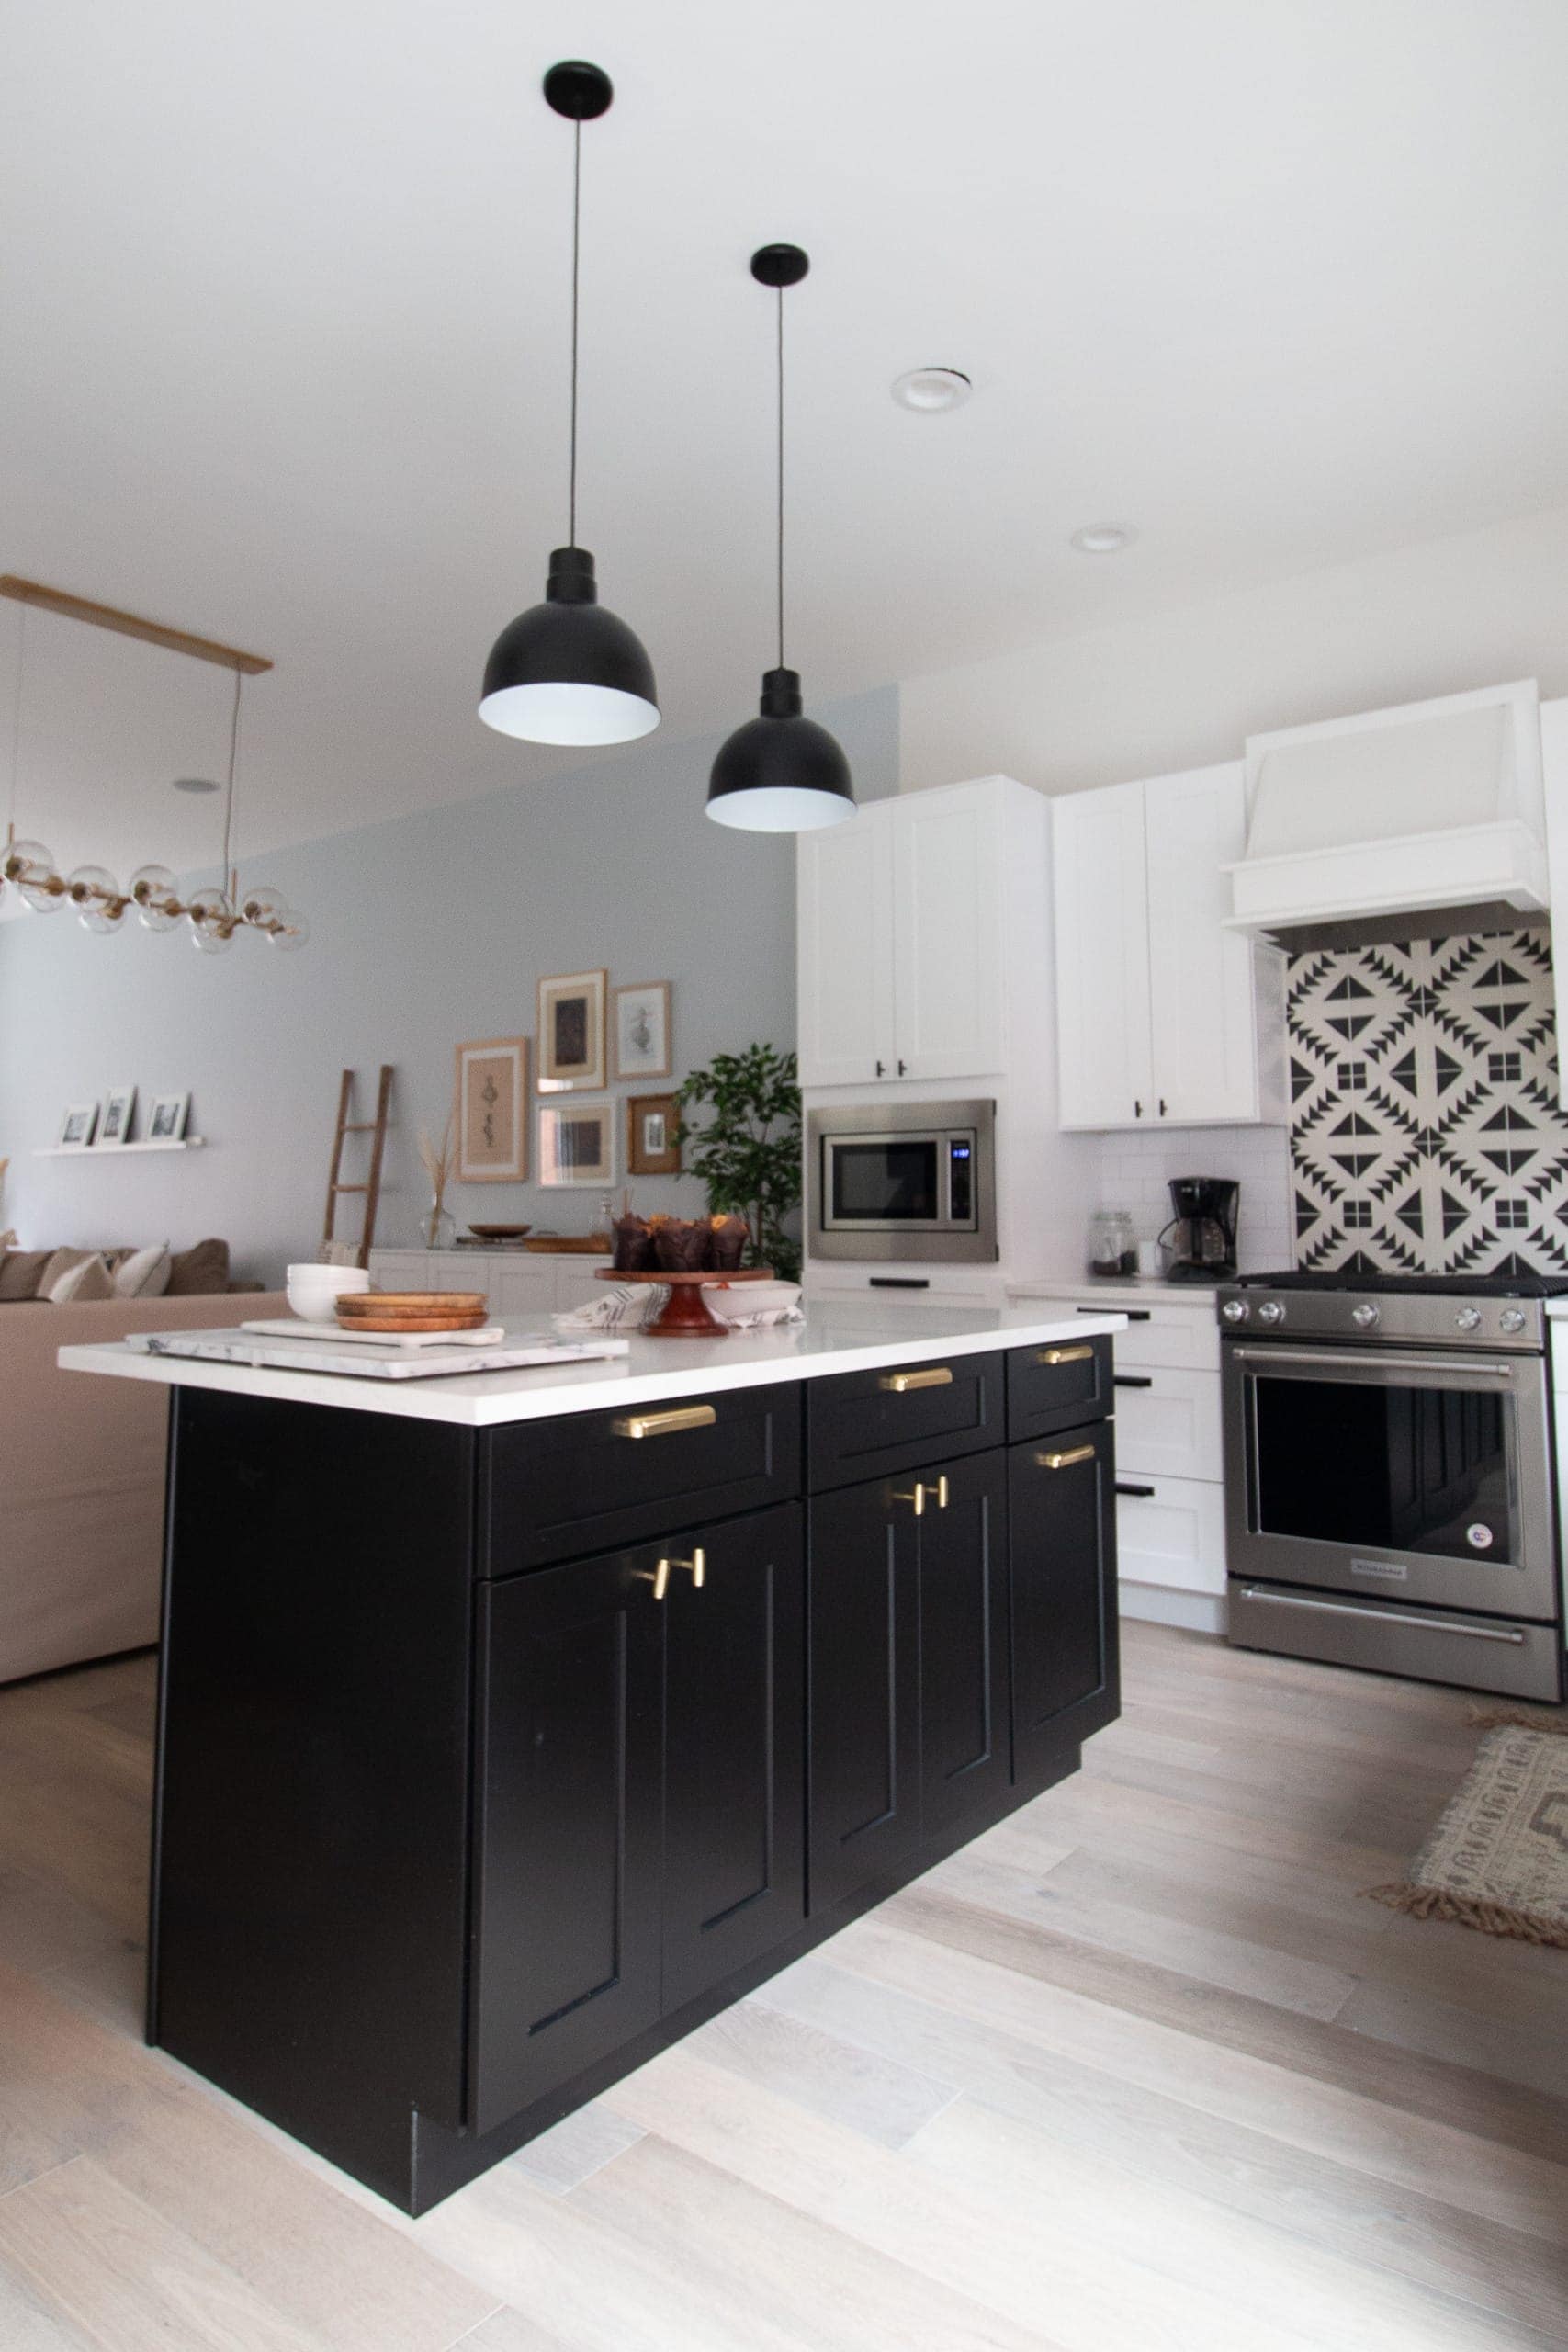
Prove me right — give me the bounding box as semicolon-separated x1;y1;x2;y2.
479;62;659;747
706;245;854;832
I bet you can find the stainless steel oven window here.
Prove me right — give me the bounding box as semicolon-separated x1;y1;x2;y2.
1222;1344;1558;1623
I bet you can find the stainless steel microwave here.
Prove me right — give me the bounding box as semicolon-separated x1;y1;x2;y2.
807;1099;998;1262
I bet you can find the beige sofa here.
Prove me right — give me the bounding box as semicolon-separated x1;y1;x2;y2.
3;1291;287;1682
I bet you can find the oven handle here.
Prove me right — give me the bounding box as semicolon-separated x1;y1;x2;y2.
1235;1586;1528;1645
1228;1345;1517;1382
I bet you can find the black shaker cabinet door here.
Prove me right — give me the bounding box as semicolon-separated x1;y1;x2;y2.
919;1450;1011;1836
1009;1423;1120;1783
471;1551;664;2134
807;1480;922;1913
661;1503;806;2011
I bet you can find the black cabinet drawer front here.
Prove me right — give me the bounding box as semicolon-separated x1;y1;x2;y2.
1007;1333;1113;1442
483;1388;802;1573
807;1352;1002;1492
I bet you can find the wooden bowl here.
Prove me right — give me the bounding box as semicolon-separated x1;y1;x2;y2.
467;1223;532;1240
338;1290;487;1315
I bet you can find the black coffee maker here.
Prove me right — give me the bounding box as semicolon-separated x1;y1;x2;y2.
1161;1177;1239;1282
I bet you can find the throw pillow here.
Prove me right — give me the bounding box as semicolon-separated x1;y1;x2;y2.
44;1251;117;1304
36;1247;93;1295
165;1237;230;1295
0;1248;54;1301
112;1243;172;1299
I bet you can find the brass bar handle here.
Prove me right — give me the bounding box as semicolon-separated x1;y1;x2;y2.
613;1404;717;1441
637;1558;671;1601
934;1476;949;1510
660;1548;705;1589
879;1366;953;1394
1037;1345;1094;1366
894;1486;928;1517
1038;1443;1097;1472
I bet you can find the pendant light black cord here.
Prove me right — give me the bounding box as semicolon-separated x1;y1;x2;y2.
569;118;581;548
776;285;785;672
220;667;242;896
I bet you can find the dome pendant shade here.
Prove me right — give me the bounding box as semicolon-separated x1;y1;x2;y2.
480;547;659;745
706;668;855;832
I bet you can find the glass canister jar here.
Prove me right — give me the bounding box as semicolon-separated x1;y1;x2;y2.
1088;1207;1137;1279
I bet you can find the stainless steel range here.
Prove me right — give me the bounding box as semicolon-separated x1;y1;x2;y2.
1219;1271;1566;1700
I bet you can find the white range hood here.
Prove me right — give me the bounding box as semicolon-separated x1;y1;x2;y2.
1224;679;1549;947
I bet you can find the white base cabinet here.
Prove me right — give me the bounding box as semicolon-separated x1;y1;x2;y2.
368;1250;612;1317
1053;761;1285;1131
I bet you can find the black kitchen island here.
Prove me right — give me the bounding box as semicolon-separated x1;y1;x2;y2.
64;1304;1122;2212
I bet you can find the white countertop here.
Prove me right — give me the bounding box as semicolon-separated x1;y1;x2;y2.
59;1303;1128;1430
1006;1277;1222;1305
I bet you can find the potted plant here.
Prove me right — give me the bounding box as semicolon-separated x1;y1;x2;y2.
676;1045;803;1283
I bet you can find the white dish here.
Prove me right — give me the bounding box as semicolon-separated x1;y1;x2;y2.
703;1280;803;1322
286;1265;372;1322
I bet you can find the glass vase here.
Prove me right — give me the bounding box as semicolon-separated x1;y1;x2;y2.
422;1198;456;1250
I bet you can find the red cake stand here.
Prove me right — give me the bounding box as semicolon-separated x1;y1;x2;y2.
597;1265;774;1338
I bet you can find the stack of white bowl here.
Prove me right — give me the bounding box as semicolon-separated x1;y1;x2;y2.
286;1262;372;1322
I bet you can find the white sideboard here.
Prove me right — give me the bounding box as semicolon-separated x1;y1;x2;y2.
1009;1281;1227;1634
369;1249;613;1318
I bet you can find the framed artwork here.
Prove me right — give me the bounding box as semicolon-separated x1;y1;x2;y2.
97;1085;137;1146
58;1102;98;1148
538;1098;615;1187
626;1091;682;1177
537;969;606;1091
612;981;672;1080
456;1037;528;1183
147;1091;190;1142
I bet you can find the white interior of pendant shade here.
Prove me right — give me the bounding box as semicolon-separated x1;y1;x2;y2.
479;682;660;746
706;785;856;833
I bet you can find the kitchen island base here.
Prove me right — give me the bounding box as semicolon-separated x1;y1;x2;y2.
118;1314;1123;2213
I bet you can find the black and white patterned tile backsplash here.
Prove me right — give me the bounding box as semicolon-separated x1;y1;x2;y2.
1288;929;1568;1274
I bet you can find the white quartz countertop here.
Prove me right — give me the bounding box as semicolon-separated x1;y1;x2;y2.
1006;1277;1222;1305
59;1304;1128;1430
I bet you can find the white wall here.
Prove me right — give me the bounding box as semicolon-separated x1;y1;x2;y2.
0;688;898;1284
899;503;1568;797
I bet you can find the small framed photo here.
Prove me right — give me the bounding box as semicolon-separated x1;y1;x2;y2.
626;1091;682;1177
537;969;606;1091
456;1036;528;1182
58;1102;98;1148
538;1098;615;1187
147;1091;190;1143
97;1085;137;1146
612;982;672;1081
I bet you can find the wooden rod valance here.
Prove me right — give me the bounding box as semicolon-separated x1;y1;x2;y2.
0;574;273;674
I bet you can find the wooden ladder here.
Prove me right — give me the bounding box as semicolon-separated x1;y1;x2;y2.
322;1066;393;1269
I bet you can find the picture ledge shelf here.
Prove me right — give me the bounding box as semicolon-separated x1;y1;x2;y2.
35;1137;208;1158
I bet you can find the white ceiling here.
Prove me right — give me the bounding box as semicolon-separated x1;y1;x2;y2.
6;0;1568;881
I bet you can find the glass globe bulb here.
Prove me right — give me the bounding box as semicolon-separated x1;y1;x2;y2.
130;863;181;932
268;908;310;953
66;865;126;933
237;881;287;930
186;886;235;954
6;838;63;913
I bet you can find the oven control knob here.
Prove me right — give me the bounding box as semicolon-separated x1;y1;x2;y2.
1257;1300;1285;1325
1222;1299;1249;1323
1500;1308;1528;1333
1454;1306;1483;1332
1351;1302;1380;1329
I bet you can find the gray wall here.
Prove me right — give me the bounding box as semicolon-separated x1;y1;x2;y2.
0;687;898;1283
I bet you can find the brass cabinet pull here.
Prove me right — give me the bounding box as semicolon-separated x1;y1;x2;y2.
638;1559;671;1601
879;1366;953;1394
1038;1443;1097;1471
894;1478;949;1517
613;1404;717;1441
662;1548;705;1589
1037;1344;1094;1366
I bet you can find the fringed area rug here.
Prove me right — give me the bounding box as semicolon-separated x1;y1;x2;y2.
1366;1710;1568;1947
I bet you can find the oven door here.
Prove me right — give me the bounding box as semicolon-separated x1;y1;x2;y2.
1224;1343;1557;1622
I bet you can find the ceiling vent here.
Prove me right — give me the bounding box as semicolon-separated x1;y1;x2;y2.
1224;680;1548;950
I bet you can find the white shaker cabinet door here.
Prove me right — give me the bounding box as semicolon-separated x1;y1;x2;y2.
1145;761;1271;1125
889;786;1005;1081
493;1261;559;1321
1053;782;1154;1128
796;808;896;1088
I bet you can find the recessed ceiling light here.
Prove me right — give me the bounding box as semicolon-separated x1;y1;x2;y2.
171;775;220;794
891;368;972;413
1070;524;1136;555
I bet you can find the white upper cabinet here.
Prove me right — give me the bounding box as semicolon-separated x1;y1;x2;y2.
1052;781;1154;1127
797;783;1004;1088
1055;762;1284;1131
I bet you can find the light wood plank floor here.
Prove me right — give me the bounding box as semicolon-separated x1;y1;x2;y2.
3;1624;1568;2349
